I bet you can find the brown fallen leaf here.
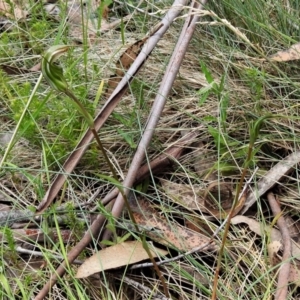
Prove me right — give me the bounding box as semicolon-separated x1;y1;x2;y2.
75;241;167;278
105;36;149;97
130;197;216;252
160;179;239;218
268;241;300;286
289;262;300;286
268;240;282;265
0;64;35;75
269;42;300;62
231;215;300;259
160;179;206;210
268;240;300;286
232;215;300;287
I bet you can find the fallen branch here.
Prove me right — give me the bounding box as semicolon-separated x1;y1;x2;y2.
35;1;212;297
242;151;300;214
267;192;292;300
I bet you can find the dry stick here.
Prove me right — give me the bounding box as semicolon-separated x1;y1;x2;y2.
130;167;258;270
119;276;172;300
16;246;82;265
34;203;113;300
37;0;190;213
242;151;300;214
267;192;292;300
102;3;206;294
101;0;208;242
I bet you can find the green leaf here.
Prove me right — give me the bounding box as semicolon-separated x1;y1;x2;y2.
200;61;214;84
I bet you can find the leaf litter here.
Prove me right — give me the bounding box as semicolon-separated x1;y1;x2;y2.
2;0;300;299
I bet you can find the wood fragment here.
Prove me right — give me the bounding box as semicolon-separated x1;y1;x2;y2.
267;192;291;300
242;151;300;214
269;42;300;62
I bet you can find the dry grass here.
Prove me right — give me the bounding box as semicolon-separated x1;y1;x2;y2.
1;0;300;299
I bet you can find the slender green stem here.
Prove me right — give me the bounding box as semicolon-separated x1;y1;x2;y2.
211;117;269;299
0;73;44;168
64;89;141;233
211;144;252;300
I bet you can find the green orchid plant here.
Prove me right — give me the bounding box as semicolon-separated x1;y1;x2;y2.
42;45;115;175
41;45;139;230
42;46;97;138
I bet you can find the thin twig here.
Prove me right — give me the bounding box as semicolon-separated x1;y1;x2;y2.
16;246;82;265
267;192;292;300
119;275;172;300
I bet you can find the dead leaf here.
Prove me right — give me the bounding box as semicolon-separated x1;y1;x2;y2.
0;64;34;75
268;240;282;265
267;240;300;286
242;151;300;214
160;179;206;210
269;42;300;62
0;1;27;20
75;241;167;278
130;198;216;252
231;215;300;259
289;263;300;285
105;37;148;97
232;215;300;286
160;179;237;218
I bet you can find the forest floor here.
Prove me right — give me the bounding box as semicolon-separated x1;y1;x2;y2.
1;0;300;299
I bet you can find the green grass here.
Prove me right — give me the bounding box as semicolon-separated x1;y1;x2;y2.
1;0;300;299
